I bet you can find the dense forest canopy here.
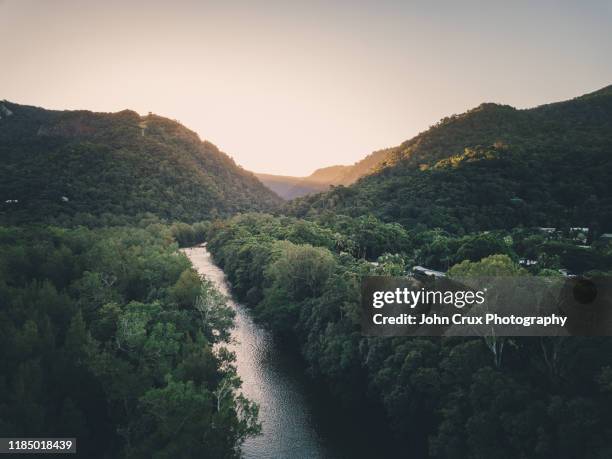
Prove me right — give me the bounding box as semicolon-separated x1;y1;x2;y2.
2;85;612;458
201;86;612;457
0;101;281;226
287;86;612;234
206;213;612;459
0;223;259;458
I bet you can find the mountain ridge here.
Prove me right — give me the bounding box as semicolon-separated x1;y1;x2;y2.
260;86;612;201
0;101;281;224
286;85;612;233
256;148;393;199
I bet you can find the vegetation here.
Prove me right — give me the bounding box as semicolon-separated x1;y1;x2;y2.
207;214;612;458
3;85;612;458
0;224;259;458
0;101;281;226
255;173;331;200
287;86;612;234
257;148;393;200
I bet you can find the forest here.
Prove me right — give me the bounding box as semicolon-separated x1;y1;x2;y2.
2;85;612;457
0;223;258;458
206;213;612;458
198;86;612;457
0;101;280;226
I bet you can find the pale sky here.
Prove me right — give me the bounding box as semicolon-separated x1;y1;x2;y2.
1;0;611;176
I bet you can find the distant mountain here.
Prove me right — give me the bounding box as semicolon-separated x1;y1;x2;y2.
0;101;281;224
255;173;330;200
287;85;612;233
256;148;393;200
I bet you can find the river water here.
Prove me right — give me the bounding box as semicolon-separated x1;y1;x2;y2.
184;245;393;459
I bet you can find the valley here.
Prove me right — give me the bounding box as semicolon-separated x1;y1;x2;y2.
2;85;612;458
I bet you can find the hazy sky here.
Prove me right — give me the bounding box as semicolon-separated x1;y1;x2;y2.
1;0;611;175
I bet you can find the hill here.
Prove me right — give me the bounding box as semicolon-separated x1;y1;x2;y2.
256;148;392;199
286;85;612;233
0;101;281;225
255;173;331;200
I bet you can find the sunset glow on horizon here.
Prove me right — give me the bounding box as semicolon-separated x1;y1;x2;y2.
2;0;611;176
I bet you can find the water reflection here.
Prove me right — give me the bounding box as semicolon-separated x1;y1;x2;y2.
184;245;396;459
184;246;333;458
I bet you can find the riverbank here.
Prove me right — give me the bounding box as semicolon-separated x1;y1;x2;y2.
184;245;402;459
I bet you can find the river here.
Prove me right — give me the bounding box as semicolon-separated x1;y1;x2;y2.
184;245;394;459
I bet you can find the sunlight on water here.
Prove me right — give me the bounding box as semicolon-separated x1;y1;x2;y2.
183;245;334;459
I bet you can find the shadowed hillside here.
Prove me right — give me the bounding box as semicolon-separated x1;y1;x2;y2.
0;101;281;225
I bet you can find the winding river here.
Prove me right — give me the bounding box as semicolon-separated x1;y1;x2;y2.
184;245;393;459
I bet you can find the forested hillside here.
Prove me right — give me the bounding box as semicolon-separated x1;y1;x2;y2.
255;173;331;200
321;148;394;185
205;86;612;458
0;101;281;225
287;86;612;233
4;86;612;458
257;148;392;199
